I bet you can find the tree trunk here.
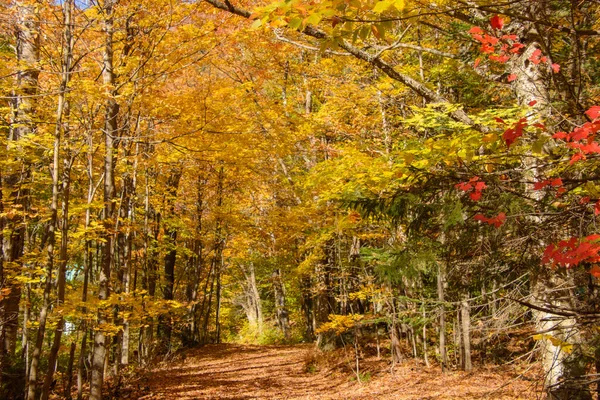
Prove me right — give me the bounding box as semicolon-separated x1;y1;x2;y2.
272;269;290;339
157;169;181;353
40;2;74;398
460;293;472;372
1;1;40;392
241;263;263;337
437;260;447;372
64;342;76;400
90;1;119;397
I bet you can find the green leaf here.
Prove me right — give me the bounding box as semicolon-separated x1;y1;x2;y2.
288;17;303;30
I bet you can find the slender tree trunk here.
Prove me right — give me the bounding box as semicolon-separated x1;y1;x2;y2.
77;130;96;400
272;269;290;339
64;342;76;400
241;262;263;337
1;2;40;392
437;260;447;372
157;169;181;353
40;2;74;398
460;293;472;372
189;175;205;344
422;306;430;367
90;1;119;397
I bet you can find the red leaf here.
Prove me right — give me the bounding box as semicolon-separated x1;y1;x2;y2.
570;152;586;164
455;182;472;192
490;15;503;30
551;63;560;73
528;100;537;106
491;212;506;228
494;117;506;124
580;196;591;205
469;191;482;201
502;34;518;41
550;178;563;187
595;200;600;216
585;106;600;121
474;181;487;191
485;35;499;45
507;74;517;82
474;212;506;228
529;49;543;64
581;142;600;153
533;181;547;190
553;131;567;140
472;34;484;43
589;234;600;242
474;58;481;68
481;44;495;54
489;54;509;63
473;214;487;222
510;43;525;53
469;26;484;35
590;265;600;278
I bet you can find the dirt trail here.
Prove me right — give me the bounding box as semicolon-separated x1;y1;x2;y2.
138;344;537;399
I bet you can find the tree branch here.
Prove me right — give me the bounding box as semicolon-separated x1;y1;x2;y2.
203;0;487;132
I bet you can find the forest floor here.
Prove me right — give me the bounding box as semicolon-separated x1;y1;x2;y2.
126;344;540;399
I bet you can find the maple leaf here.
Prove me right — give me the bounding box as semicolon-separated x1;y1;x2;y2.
470;191;482;201
581;142;600;153
528;100;537;107
553;131;567;140
473;212;505;228
473;214;487;222
595;200;600;216
570;152;586;164
590;265;600;278
474;181;487;191
507;74;517;82
585;106;600;121
510;43;525;53
490;15;503;30
455;182;472;192
489;54;509;63
533;181;548;190
490;212;506;228
551;63;560;73
469;26;484;35
481;44;495;54
529;49;543;64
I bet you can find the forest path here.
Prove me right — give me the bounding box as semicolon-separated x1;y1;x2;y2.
138;344;535;399
140;344;349;399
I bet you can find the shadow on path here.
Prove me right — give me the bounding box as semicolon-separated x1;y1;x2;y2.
140;344;347;400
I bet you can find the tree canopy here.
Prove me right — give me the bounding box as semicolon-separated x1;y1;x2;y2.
0;0;599;399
